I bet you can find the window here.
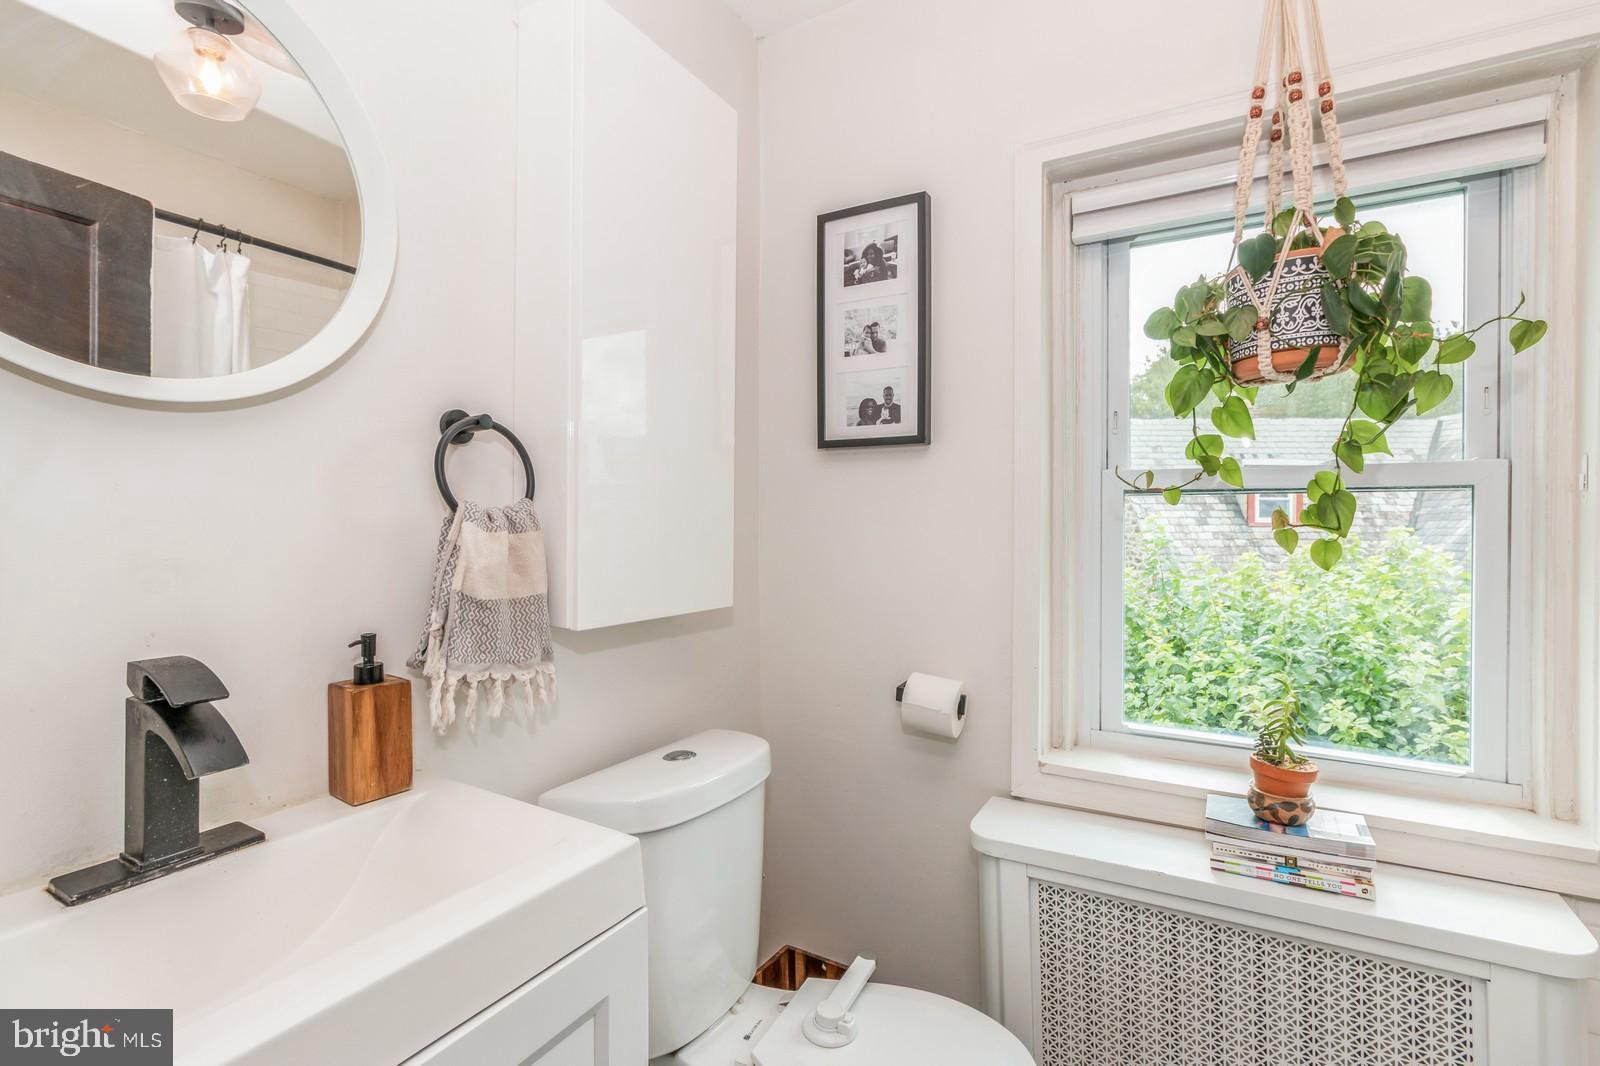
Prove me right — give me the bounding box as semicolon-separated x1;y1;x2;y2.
1244;493;1304;528
1093;177;1518;785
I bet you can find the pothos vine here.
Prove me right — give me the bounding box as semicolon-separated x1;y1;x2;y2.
1123;196;1548;570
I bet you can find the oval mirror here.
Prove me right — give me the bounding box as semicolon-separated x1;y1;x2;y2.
0;0;394;403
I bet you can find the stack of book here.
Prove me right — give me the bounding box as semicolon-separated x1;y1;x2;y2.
1204;795;1377;900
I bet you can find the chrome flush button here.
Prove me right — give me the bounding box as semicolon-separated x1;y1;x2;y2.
663;750;697;762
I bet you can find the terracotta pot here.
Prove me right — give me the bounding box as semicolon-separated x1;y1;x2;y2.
1249;754;1319;799
1225;227;1349;387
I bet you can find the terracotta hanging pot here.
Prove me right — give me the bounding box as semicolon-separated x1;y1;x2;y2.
1224;228;1349;387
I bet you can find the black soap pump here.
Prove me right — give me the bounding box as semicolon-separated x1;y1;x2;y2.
349;632;385;685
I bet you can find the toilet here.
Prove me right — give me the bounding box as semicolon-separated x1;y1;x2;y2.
539;729;1034;1065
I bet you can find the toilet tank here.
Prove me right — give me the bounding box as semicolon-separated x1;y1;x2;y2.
539;730;771;1057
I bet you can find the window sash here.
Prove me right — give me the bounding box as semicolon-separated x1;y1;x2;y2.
1088;174;1519;788
1096;461;1511;783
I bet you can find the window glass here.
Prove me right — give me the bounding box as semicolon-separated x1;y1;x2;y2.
1121;487;1474;768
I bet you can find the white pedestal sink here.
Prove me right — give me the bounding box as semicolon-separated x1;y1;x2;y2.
0;774;647;1065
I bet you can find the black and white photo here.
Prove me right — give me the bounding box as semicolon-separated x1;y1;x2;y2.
841;297;903;359
842;224;900;288
841;369;907;427
817;192;930;447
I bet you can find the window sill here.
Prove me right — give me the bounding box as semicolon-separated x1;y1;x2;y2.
1017;746;1600;897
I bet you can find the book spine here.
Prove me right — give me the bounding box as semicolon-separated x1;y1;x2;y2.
1203;822;1377;861
1210;858;1376;900
1209;839;1376;879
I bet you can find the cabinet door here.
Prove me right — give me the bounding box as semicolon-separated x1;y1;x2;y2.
405;909;648;1066
0;152;152;374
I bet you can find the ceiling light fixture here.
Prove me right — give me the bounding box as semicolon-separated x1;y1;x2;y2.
153;0;262;123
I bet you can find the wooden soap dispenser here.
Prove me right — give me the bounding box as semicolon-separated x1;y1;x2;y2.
328;632;413;805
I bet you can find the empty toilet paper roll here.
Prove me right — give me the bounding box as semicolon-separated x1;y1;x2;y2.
899;672;966;739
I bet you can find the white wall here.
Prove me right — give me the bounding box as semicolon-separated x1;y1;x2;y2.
754;0;1600;1006
0;0;760;894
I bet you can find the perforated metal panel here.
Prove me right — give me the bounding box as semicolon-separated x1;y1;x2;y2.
1034;881;1479;1066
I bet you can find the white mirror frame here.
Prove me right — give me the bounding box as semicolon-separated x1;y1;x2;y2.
0;0;396;404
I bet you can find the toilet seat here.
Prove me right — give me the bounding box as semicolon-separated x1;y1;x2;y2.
751;978;1033;1066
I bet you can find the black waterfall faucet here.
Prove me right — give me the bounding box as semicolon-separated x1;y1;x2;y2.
46;656;266;907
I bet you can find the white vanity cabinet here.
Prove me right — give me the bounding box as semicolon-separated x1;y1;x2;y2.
407;910;647;1065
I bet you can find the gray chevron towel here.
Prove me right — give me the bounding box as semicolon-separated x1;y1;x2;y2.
409;498;556;733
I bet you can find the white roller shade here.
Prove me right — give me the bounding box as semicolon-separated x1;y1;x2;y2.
1069;96;1549;244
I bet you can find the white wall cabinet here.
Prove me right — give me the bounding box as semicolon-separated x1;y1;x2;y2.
514;0;738;631
405;910;647;1065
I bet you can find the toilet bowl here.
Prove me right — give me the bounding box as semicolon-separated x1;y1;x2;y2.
538;730;1034;1066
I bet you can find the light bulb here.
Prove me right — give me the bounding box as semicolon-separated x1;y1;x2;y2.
154;27;262;122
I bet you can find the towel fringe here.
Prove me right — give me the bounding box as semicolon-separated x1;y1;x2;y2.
427;663;557;735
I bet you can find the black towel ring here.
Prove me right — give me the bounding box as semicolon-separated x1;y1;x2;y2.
434;409;536;511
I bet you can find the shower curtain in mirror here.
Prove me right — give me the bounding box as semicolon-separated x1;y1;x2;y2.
150;235;252;377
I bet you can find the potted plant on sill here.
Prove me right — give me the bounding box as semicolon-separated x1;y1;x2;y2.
1248;679;1318;826
1122;0;1549;571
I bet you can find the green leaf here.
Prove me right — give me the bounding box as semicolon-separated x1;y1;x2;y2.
1394;323;1433;366
1172;325;1198;349
1272;208;1297;238
1329;489;1358;533
1400;276;1432;322
1165;365;1212;416
1161;486;1182;506
1357;375;1412;422
1436;334;1476;365
1238;232;1278;283
1294;346;1322;381
1185;433;1225;461
1321;234;1357;280
1310;537;1343;571
1413;369;1453;415
1322;281;1352;336
1510;319;1549;353
1363;432;1392;456
1142;307;1180;341
1194;317;1229;337
1359;220;1388;237
1224;304;1258;342
1274;526;1300;554
1218;457;1244;488
1381;267;1403;319
1136;470;1155;490
1347;282;1382;319
1333;197;1357;229
1210;396;1256;440
1348;419;1383;445
1307;470;1341;502
1337;439;1365;473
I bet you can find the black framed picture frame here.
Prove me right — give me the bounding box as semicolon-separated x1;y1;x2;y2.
816;192;931;448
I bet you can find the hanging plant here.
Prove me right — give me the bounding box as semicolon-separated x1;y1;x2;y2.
1121;0;1549;570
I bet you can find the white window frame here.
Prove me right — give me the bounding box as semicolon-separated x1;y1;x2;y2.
1009;37;1600;894
1088;177;1517;801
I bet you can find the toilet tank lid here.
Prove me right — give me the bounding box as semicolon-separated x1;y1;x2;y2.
538;730;771;835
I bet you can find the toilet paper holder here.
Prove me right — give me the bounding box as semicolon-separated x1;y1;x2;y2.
896;680;965;719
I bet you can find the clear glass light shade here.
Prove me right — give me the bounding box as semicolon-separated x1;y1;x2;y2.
154;27;262;122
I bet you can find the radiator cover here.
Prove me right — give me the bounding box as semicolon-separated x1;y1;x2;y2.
1034;882;1480;1066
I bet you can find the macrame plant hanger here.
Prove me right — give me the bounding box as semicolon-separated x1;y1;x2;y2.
1226;0;1352;386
